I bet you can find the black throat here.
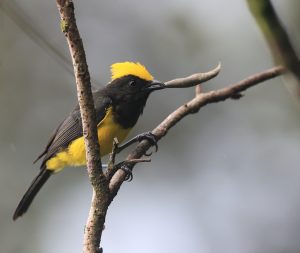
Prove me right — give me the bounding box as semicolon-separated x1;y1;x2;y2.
112;97;148;129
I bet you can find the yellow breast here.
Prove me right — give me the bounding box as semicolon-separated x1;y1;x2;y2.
46;107;131;171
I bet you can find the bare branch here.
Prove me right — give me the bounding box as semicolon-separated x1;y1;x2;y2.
55;1;109;252
109;65;285;194
104;138;119;180
165;62;221;88
195;85;202;96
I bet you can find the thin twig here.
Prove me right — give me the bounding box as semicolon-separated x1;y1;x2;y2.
165;62;221;88
105;138;119;180
195;85;202;96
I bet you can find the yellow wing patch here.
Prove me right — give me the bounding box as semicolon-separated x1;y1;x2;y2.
111;62;153;81
46;107;131;172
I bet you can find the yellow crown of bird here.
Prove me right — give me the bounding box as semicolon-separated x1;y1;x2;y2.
110;62;153;81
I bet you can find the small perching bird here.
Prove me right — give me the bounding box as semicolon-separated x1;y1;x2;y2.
13;62;166;220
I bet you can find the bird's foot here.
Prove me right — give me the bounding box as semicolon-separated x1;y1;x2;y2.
120;163;133;182
116;131;158;156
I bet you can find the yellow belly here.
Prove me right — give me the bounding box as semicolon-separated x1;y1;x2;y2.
46;108;131;171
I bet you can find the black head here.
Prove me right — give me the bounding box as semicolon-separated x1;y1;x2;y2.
103;75;164;128
106;75;164;102
99;62;165;128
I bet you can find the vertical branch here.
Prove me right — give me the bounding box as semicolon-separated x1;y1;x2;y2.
246;0;300;98
55;1;109;252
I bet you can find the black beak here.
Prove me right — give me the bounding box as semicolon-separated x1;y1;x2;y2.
143;80;165;92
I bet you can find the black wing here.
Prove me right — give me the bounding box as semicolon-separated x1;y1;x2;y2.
35;94;112;167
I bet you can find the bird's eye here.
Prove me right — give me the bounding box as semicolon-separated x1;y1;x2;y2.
129;80;136;87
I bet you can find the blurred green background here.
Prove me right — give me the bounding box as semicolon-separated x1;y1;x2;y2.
1;0;300;252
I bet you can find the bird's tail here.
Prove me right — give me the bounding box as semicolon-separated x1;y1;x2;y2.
13;168;52;220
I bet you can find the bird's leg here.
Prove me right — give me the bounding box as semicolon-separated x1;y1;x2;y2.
116;131;158;156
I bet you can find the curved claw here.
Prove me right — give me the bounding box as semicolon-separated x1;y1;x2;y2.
138;131;158;154
152;142;158;152
121;164;133;182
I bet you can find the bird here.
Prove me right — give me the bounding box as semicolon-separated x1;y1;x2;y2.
13;61;165;220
